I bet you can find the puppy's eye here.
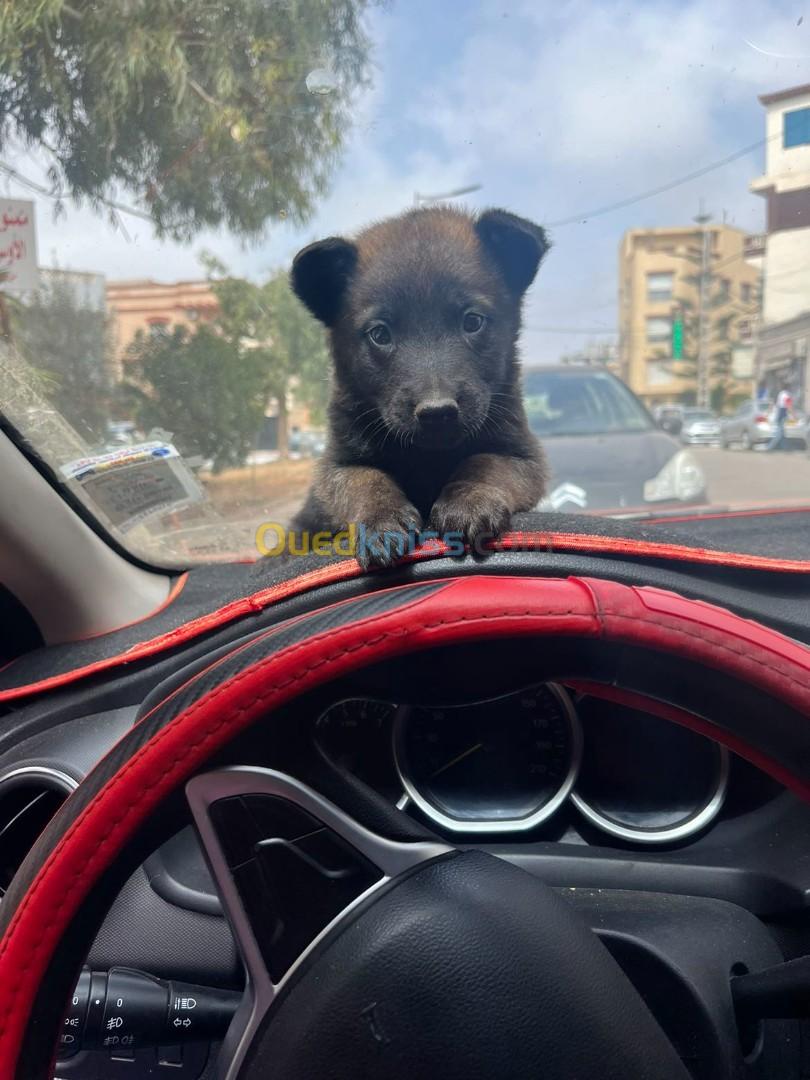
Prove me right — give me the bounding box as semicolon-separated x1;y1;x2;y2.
367;323;393;348
462;311;486;334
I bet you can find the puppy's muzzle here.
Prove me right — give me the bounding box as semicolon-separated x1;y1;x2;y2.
414;397;459;426
413;397;462;448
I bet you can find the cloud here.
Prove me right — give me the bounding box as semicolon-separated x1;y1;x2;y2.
1;0;807;365
399;0;809;359
417;0;808;179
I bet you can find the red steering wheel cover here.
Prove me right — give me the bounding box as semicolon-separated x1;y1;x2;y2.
0;574;808;1077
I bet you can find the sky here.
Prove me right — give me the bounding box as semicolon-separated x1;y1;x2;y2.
2;0;810;363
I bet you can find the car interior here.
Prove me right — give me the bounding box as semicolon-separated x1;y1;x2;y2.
1;4;810;1080
1;420;810;1080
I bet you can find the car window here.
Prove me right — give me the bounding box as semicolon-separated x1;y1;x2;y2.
524;371;653;437
0;3;808;564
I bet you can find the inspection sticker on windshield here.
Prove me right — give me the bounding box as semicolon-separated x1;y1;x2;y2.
61;442;205;532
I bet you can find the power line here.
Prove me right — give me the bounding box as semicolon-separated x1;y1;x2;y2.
547;134;775;229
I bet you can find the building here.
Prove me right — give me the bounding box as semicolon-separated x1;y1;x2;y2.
105;277;313;450
750;83;810;407
40;268;106;311
105;279;219;378
618;224;761;407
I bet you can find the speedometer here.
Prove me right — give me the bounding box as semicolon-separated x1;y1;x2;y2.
393;684;581;833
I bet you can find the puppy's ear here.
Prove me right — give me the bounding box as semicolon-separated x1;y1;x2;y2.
475;209;550;296
291;237;358;326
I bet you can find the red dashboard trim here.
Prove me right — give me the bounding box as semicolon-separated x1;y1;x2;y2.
1;530;809;703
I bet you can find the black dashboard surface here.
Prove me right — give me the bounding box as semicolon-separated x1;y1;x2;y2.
4;509;810;699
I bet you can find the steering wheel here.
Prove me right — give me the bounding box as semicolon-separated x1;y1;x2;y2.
0;574;808;1078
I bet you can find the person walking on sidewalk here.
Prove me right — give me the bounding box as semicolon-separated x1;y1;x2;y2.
767;388;793;451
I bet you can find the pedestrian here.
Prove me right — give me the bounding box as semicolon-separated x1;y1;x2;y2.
767;387;793;451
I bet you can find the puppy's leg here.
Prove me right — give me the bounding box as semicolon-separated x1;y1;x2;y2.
302;462;423;570
428;452;547;549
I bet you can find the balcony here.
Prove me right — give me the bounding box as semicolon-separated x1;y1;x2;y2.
743;234;766;260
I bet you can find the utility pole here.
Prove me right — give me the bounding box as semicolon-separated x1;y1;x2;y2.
694;202;712;409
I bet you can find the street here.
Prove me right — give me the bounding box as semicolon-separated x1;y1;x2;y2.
692;445;810;508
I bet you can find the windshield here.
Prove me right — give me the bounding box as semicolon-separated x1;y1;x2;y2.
0;3;809;565
525;370;653;437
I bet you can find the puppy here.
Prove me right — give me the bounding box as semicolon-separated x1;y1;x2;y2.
290;205;549;568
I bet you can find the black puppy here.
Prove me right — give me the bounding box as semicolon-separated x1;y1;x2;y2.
290;205;549;568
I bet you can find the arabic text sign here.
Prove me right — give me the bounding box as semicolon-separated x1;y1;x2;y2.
0;199;38;293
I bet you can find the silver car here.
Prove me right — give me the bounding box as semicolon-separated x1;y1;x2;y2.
720;399;805;450
720;400;774;450
680;408;721;446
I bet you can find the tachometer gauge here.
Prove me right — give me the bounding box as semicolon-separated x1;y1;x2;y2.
394;684;581;833
315;699;400;800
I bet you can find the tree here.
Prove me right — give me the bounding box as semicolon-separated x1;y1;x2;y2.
0;1;371;240
122;323;269;472
11;271;111;440
204;257;330;454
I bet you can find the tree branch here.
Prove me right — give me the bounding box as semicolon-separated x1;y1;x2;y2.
188;78;224;109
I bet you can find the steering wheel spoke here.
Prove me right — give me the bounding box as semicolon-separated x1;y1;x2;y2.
186;767;452;1077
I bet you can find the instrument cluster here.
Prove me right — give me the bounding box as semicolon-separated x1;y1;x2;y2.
314;683;730;844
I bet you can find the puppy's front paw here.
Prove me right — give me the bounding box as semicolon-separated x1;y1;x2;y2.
356;504;423;570
429;486;511;552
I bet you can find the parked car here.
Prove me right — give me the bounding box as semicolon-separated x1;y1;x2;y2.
523;367;707;512
680;408;721;446
289;428;327;458
652;404;684;437
720;399;805;450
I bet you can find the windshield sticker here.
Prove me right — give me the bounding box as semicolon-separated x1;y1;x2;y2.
61;442;205;532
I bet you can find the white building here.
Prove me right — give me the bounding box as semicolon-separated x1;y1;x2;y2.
750;83;810;403
39;267;107;312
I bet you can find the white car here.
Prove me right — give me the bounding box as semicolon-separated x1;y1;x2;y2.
680;409;721;447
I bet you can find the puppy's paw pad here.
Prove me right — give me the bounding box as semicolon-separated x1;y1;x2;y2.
356;506;423;570
429;492;511;549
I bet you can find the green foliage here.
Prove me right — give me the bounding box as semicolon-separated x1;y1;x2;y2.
204;257;331;445
120;260;329;470
0;0;371;239
122;323;269;471
11;272;111;440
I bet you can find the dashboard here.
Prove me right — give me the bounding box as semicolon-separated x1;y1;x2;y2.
0;655;805;1080
2;490;810;1078
314;685;737;845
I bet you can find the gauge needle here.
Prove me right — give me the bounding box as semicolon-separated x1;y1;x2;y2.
431;742;484;778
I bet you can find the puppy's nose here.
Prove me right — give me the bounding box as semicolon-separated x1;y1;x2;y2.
414;398;459;426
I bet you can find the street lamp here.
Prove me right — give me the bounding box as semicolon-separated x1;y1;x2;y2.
413;184;482;206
